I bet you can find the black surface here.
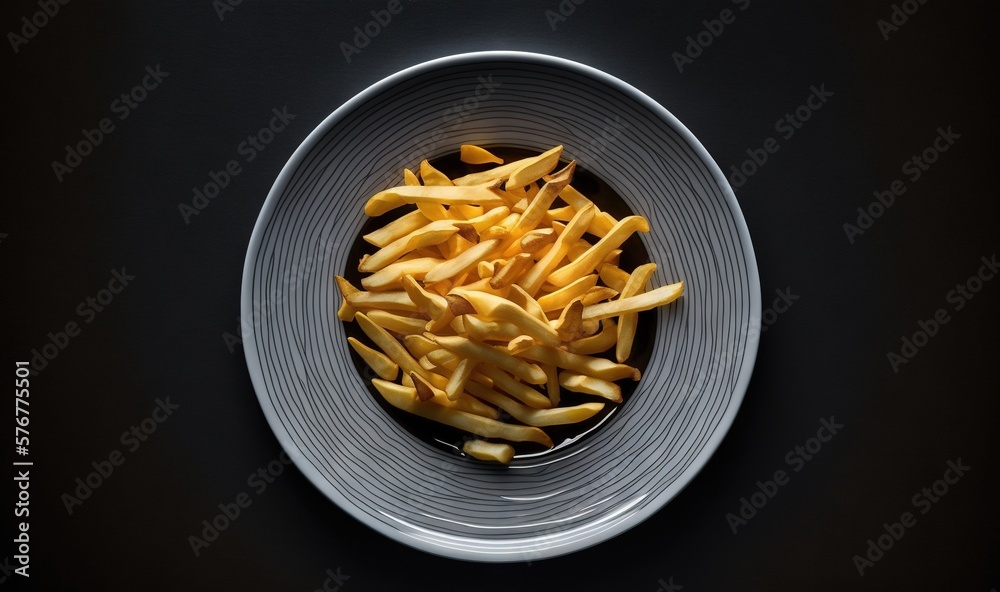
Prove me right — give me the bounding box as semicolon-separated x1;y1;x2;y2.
5;1;997;590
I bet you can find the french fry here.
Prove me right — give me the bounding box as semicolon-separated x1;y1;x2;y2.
445;357;476;401
427;333;548;385
536;274;598;312
361;257;442;290
463;439;515;463
365;184;506;217
424;239;501;283
365;310;428;336
420;159;453;186
517;204;595;295
547;216;651;287
454;289;560;346
567;318;618;355
518;344;640;382
489;253;532;289
558;371;623;403
347;337;399;381
340;144;688;462
465;382;604;427
363;209;429;247
616;263;657;363
599;264;630;292
460;145;503;165
520;228;557;253
582;281;684;321
359;219;460;272
372;379;551;446
336;276;420;313
452;145;562;187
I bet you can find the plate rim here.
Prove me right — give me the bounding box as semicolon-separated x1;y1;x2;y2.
241;49;761;562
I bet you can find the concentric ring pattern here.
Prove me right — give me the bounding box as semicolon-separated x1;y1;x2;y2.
242;51;760;562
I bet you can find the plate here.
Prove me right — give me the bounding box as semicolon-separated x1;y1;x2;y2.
242;51;760;562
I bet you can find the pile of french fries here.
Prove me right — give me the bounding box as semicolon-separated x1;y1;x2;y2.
335;145;684;464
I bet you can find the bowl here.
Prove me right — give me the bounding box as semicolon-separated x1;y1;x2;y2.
242;50;760;562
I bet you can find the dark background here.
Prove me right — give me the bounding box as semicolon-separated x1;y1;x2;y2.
4;1;997;590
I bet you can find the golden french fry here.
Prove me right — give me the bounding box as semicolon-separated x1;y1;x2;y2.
463;439;514;464
553;298;584;342
365;310;428;336
462;315;522;342
460;145;503;165
417;202;449;221
520;228;557;253
347;337;399;381
445;357;476;401
401;275;449;319
476;260;495;278
506;334;535;354
452;145;562;187
465;382;604;427
372;379;551;446
445;294;476;316
454;289;560;347
547;216;651;287
403;334;437;358
517;204;595;295
518;344;640;382
506;147;564;189
363;209;429;247
359;219;460;272
558;371;623;403
424;239;501;283
480;226;510;241
599;263;630;292
616;263;657;362
427;333;548;385
403;168;420;186
542;362;560;406
337;297;357;321
411;372;436;401
489;253;532;289
536;274;598;312
365;185;506;217
420;159;453;186
508;284;547;322
473;366;552;409
336;276;420;313
361;257;442;290
581;286;619;305
498;161;575;257
583;281;684;321
567;318;618;355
